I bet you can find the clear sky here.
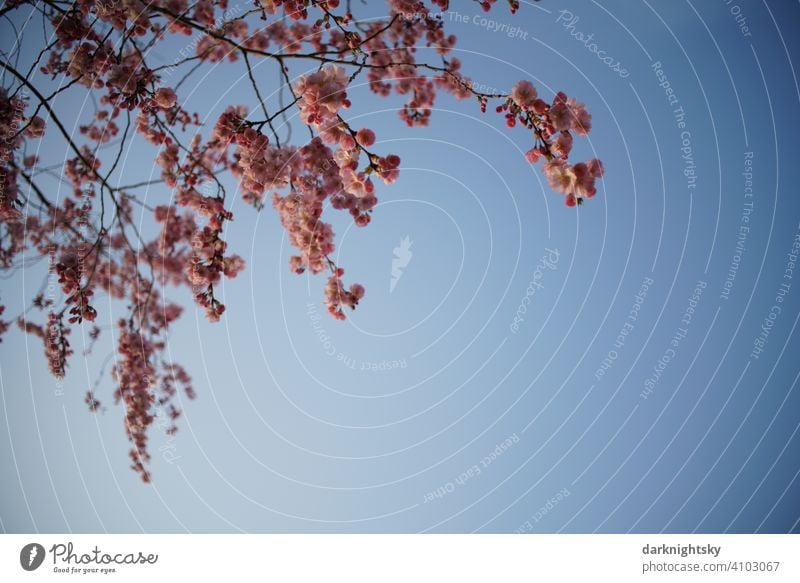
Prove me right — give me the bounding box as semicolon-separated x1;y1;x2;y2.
2;0;800;533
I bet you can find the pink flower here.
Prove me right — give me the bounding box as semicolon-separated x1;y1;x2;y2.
289;255;305;274
25;116;46;138
511;80;538;110
294;65;350;128
587;158;604;178
549;95;592;134
568;99;592;135
552;132;573;158
223;255;246;278
154;87;177;109
572;162;596;199
524;147;542;164
376;154;401;184
323;268;364;319
356;128;376;146
543;160;576;195
548;101;572;132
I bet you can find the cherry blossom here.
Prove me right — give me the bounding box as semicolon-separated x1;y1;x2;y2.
511;80;538;110
0;0;603;480
154;87;178;110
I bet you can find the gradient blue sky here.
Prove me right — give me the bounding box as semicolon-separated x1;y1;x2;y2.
2;0;800;533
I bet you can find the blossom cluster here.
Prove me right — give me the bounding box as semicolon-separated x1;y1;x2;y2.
17;312;72;378
0;88;36;222
110;316;193;482
214;84;404;316
0;0;602;481
503;81;604;206
294;65;351;133
324;268;365;320
56;251;97;323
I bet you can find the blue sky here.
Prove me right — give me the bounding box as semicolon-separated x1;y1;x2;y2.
1;0;800;533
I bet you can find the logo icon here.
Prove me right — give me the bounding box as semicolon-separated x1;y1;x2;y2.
390;236;413;293
20;543;45;571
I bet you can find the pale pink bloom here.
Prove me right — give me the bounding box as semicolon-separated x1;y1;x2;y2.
548;102;572;132
289;255;305;274
587;158;604;178
511;80;538;110
294;66;350;128
223;255;246;278
552;132;573;158
549;95;592;135
356;128;376;147
349;283;365;299
154;87;178;109
323;268;364;319
572;162;596;199
376;154;401;184
568;98;592;135
543;160;577;195
524;147;541;164
25;116;46;138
